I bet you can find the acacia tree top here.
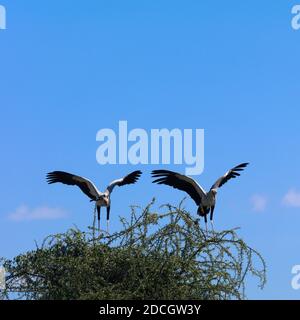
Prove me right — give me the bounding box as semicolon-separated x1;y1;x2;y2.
0;200;266;300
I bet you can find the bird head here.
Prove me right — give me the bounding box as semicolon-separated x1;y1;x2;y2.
211;189;218;196
99;194;109;205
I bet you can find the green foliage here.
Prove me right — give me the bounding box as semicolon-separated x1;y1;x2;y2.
0;200;266;300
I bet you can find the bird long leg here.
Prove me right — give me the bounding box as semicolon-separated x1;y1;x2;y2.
93;204;96;229
210;206;215;232
204;214;208;233
92;204;97;239
97;206;101;234
106;206;110;234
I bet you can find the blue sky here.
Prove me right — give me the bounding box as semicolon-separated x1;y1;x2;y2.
1;0;300;299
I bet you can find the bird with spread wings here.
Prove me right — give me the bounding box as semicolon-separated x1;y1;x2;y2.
46;170;142;233
152;163;249;231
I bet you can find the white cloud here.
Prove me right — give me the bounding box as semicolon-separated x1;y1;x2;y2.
282;190;300;208
8;205;68;221
251;194;268;212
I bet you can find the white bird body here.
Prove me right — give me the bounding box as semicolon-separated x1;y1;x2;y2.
96;194;110;208
201;190;216;208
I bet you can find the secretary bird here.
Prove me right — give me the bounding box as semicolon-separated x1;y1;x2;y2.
46;170;142;233
152;163;249;231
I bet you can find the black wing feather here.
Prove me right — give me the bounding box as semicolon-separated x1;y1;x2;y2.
46;171;99;201
151;170;204;206
210;163;249;190
117;170;142;186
